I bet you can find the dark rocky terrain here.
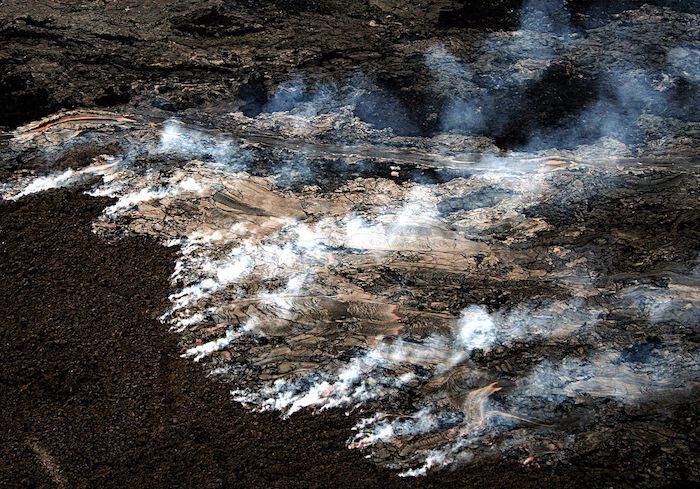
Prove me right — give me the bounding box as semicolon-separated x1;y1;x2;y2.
1;1;698;146
0;1;698;488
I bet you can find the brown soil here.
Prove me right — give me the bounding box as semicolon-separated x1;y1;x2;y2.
0;188;616;488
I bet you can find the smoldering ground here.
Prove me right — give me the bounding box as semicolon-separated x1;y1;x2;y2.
0;0;698;484
2;95;698;478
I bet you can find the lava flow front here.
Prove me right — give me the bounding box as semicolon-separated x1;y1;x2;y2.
2;103;697;477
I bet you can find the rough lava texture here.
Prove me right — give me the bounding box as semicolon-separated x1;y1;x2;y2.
1;187;621;489
0;0;698;487
1;105;698;482
0;1;698;146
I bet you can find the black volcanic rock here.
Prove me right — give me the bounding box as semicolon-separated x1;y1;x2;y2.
0;0;696;151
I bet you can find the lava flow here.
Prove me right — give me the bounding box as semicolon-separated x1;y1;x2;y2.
2;101;697;476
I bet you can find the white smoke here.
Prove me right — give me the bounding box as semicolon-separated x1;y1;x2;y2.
456;305;496;350
158;120;252;166
184;328;241;361
4;161;119;200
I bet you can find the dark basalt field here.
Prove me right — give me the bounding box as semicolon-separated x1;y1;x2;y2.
0;1;698;488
